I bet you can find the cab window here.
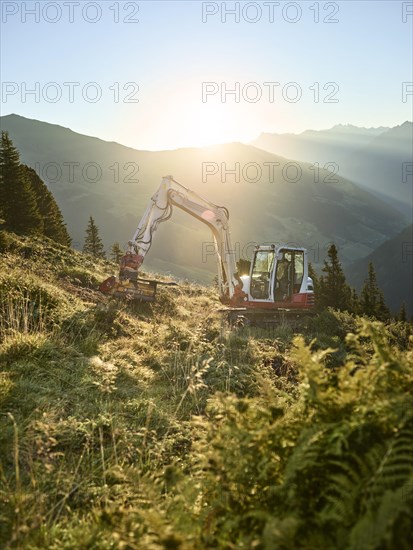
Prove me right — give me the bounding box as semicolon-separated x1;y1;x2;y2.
274;250;304;301
250;250;274;299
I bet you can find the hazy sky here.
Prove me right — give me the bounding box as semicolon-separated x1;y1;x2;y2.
1;0;412;149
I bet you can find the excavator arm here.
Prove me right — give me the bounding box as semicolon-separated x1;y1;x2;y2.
100;176;245;303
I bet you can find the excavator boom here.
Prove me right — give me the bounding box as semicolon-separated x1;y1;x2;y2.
99;176;244;303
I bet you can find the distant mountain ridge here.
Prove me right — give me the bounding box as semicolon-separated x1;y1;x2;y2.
253;121;413;216
254;124;389;155
0;114;409;289
323;123;389;133
300;124;388;140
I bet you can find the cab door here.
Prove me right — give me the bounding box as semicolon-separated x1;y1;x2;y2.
274;249;304;302
249;249;275;301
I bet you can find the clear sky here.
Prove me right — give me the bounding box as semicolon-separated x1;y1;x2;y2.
1;0;412;149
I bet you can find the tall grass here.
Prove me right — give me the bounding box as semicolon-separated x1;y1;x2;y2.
0;294;46;337
1;232;412;549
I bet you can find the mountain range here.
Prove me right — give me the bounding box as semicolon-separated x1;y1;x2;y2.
1;114;411;313
253;122;413;216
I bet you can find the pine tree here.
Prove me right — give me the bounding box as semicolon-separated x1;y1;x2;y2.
317;244;352;311
110;242;123;263
83;216;105;258
22;166;71;246
398;303;407;322
377;293;390;321
359;262;389;321
0;131;42;235
350;287;359;315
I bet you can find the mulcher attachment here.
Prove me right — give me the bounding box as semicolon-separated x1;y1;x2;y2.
99;252;177;302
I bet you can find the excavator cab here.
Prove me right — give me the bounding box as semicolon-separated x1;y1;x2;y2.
245;246;313;309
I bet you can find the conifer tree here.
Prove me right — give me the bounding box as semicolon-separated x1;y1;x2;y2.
317;244;352;311
377;293;390;322
0;131;42;235
83;216;105;258
398;303;407;322
350;287;360;315
22;166;71;246
110;242;123;263
359;262;389;321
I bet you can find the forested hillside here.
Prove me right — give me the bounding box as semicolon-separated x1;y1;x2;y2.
0;131;70;246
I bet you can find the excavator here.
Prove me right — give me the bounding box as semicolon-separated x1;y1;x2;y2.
99;176;315;321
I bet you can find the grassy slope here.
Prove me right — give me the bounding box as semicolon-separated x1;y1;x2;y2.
0;233;412;549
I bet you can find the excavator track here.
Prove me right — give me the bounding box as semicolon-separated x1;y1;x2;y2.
220;307;316;329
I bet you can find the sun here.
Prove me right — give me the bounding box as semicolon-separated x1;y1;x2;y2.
133;79;259;150
164;79;255;148
197;104;236;146
176;102;241;147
